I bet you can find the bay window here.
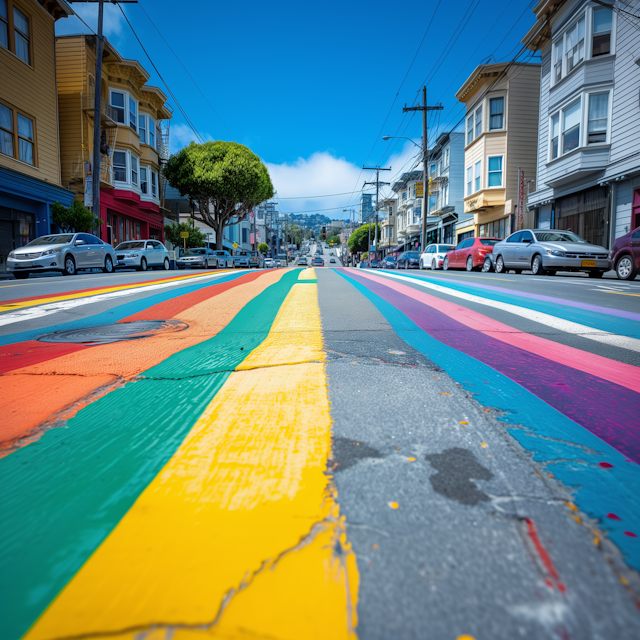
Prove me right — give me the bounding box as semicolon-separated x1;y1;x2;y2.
553;40;563;83
130;154;139;186
565;17;585;73
474;160;481;192
466;167;472;196
138;115;146;143
466;115;473;146
489;97;504;130
113;150;127;182
550;114;560;159
587;93;609;143
149;119;155;148
140;166;148;194
592;7;612;57
151;170;157;198
110;91;125;124
129;97;137;132
562;100;581;153
487;156;503;187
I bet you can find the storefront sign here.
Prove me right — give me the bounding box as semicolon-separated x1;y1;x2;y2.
416;181;424;197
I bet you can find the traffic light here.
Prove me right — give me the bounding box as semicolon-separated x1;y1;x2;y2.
322;226;326;239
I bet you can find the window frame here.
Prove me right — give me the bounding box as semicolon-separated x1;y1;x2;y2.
112;149;128;183
129;96;138;132
150;169;157;198
138;115;146;144
474;160;481;193
130;153;139;186
592;6;613;58
109;89;126;125
0;0;8;52
0;99;37;166
0;0;33;67
140;166;148;194
148;118;155;149
466;166;472;196
587;91;610;145
487;155;503;188
488;96;505;131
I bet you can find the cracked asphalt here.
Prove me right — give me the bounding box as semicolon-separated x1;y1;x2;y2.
0;255;639;640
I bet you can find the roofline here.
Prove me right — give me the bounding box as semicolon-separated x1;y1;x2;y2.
521;0;568;51
454;61;541;102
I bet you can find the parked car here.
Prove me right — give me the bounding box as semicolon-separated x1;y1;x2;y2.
369;259;381;268
246;251;261;268
420;243;455;270
7;232;117;279
264;257;276;268
396;251;421;269
176;247;217;269
329;257;337;264
312;256;325;267
609;226;640;280
115;239;170;271
381;256;396;269
443;237;499;271
488;230;609;277
232;251;250;268
210;250;234;268
297;257;308;266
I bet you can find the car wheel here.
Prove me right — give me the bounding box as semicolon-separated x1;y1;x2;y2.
63;255;76;276
466;256;474;272
588;270;604;278
164;258;170;270
443;256;450;271
616;255;637;280
431;259;436;271
13;271;29;279
420;260;424;270
139;257;148;272
495;255;505;274
482;256;493;272
103;255;114;274
531;254;546;276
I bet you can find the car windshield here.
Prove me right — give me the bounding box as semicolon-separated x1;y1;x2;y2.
184;249;206;256
479;239;499;246
534;231;586;243
406;252;420;258
27;234;74;246
116;241;145;250
438;245;454;252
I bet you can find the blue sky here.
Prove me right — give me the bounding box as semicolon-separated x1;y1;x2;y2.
56;0;539;219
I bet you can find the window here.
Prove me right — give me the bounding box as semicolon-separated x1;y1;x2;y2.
592;7;612;57
466;115;473;146
507;232;522;243
0;0;8;50
550;114;560;159
0;102;13;157
474;160;481;192
587;93;609;144
17;113;33;164
151;170;157;197
110;91;125;124
130;154;138;186
129;97;137;131
149;119;155;148
140;166;148;194
487;156;502;187
489;97;504;130
138;115;146;144
562;100;581;153
565;17;585;74
553;40;563;83
113;150;127;182
13;5;28;64
474;104;482;139
466;167;472;196
444;183;449;205
443;147;449;168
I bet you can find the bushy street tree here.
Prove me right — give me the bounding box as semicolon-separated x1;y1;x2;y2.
258;242;269;255
164;221;206;249
51;200;102;233
163;141;274;250
348;223;379;254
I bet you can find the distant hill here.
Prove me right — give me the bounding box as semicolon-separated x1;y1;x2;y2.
287;213;343;233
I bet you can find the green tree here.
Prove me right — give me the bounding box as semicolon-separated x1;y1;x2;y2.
348;223;379;254
163;141;274;250
51;200;102;233
258;242;269;255
164;221;206;249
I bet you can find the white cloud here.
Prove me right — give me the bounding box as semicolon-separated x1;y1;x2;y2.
55;4;125;38
168;124;214;154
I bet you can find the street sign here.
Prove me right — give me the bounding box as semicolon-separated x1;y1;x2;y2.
84;177;93;208
416;181;424;197
180;231;189;239
233;242;238;248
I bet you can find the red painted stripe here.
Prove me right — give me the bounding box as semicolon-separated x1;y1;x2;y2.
357;271;640;394
525;518;566;593
0;341;93;375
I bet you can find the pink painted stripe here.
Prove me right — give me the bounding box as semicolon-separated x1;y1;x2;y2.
357;271;640;394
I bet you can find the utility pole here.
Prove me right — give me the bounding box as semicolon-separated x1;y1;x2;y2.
70;1;138;237
403;87;442;253
363;167;391;267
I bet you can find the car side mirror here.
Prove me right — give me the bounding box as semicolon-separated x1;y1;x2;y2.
75;240;85;246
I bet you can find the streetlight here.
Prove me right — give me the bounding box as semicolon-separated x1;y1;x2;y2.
382;136;421;149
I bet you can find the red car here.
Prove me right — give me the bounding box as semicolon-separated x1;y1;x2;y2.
609;225;640;280
443;237;500;271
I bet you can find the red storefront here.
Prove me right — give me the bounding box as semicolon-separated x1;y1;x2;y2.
98;188;165;246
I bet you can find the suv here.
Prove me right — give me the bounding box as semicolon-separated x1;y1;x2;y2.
210;250;234;268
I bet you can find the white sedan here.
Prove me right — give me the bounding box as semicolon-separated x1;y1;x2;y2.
420;243;455;270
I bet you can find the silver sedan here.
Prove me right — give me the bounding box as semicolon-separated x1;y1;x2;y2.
487;229;610;277
115;240;170;271
7;232;117;279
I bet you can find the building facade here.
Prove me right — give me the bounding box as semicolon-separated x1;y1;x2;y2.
392;170;423;251
524;0;640;245
0;0;75;271
359;192;373;224
455;62;541;240
378;197;396;256
55;35;172;246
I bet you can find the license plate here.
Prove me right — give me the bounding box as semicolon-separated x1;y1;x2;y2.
582;260;596;267
17;262;32;268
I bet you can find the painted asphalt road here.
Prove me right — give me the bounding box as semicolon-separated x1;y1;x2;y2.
0;265;639;639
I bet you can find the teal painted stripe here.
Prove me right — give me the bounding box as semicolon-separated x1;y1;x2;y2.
374;271;640;337
337;269;640;572
0;270;299;640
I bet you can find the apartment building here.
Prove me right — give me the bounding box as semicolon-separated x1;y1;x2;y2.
392;170;423;251
425;131;466;245
377;197;396;256
55;34;172;246
0;0;75;270
455;62;541;239
524;0;640;246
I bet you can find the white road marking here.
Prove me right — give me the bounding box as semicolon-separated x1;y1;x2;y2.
0;272;232;329
372;271;640;353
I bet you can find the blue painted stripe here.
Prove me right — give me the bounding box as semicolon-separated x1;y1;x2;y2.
373;270;640;337
0;272;249;347
336;269;640;572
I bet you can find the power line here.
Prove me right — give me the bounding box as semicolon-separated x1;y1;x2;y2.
137;1;237;141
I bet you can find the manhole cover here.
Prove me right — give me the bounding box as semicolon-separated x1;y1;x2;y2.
37;320;188;345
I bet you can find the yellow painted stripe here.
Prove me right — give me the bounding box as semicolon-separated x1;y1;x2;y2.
24;282;358;640
298;267;316;279
605;290;640;297
0;271;234;313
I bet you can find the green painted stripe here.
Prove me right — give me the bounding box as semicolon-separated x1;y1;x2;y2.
0;270;299;640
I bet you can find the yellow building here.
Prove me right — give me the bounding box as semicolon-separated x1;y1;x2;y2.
455;62;541;238
0;0;75;269
55;34;172;246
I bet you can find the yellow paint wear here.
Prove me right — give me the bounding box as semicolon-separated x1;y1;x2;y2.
24;283;359;640
298;268;316;280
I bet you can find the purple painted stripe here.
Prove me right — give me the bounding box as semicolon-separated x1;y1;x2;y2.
408;273;640;322
348;271;640;464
